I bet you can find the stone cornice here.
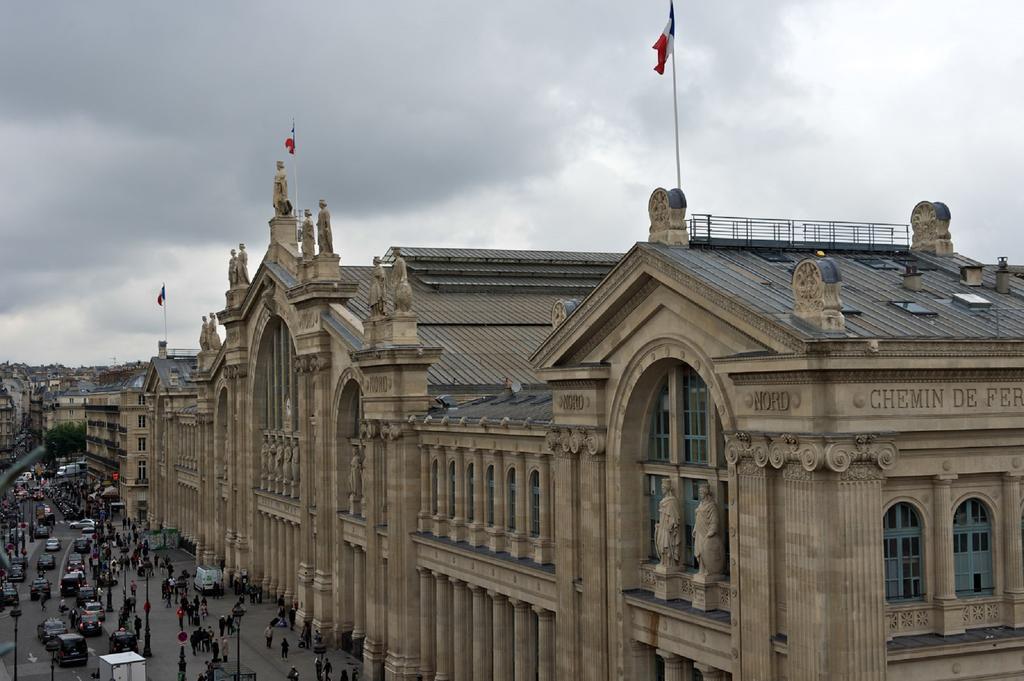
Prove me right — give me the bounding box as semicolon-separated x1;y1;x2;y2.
725;431;898;474
730;368;1024;385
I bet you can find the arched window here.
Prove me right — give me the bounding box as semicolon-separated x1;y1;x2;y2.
649;381;670;461
530;470;541;537
486;465;495;526
257;316;297;431
431;460;439;515
467;463;475;523
884;503;923;601
954;498;993;596
680;367;708;463
448;461;456;518
507;468;517;532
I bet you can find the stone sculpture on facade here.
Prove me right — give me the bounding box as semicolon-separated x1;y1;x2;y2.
316;200;334;255
236;243;250;284
391;248;414;314
655;479;681;568
301;210;316;260
260;437;271;486
647;187;689;246
199;316;210;351
273;161;292;217
791;257;845;332
349;451;363;499
369;257;387;317
910;200;954;255
693;483;724;576
207;313;222;350
290;443;300;487
228;249;239;287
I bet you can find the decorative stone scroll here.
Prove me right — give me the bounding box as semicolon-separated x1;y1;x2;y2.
544;425;606;458
224;364;248;379
359;419;402;441
791;258;845;332
647;187;689;246
724;431;898;474
910;200;953;256
293;353;331;374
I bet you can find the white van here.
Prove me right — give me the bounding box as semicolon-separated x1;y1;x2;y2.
194;566;222;594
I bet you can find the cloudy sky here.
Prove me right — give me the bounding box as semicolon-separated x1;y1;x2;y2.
2;2;1022;366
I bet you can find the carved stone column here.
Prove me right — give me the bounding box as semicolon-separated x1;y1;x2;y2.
658;651;691;681
353;546;366;652
491;593;511;681
472;586;491;681
545;430;582;681
418;569;435;681
338;542;354;649
419;446;431;532
434;574;451;681
933;475;962;635
452;579;470;681
489;451;506;553
451;447;466;542
694;662;726;681
511;453;530;558
512;599;531;681
535;607;554;681
470;449;486;545
1004;474;1024;626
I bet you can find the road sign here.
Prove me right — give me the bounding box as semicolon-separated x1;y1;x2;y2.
177;630;188;645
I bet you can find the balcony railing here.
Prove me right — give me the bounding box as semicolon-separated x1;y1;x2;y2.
687;214;910;252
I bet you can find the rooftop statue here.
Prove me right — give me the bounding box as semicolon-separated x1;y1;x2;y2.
300;209;316;260
273;161;293;217
317;200;334;255
228;249;239;287
236;243;250;285
391;247;413;313
207;313;222;351
369;257;387;317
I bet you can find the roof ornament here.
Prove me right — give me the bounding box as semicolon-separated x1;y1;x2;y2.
910;201;953;255
791;257;846;332
648;187;689;247
551;299;580;328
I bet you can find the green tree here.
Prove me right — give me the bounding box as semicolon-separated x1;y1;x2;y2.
43;422;85;464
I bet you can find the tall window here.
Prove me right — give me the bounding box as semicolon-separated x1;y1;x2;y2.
137;460;147;481
431;460;439;515
138;395;146;406
884;502;924;601
530;470;541;537
137;415;146;428
137;437;146;452
680;368;708;463
486;465;495;526
649;382;670;461
647;474;665;561
260;317;297;431
954;498;993;596
448;461;456;518
507;468;517;532
467;463;475;523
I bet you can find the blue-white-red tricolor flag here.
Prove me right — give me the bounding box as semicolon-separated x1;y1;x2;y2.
653;2;675;75
156;284;166;306
285;121;295;155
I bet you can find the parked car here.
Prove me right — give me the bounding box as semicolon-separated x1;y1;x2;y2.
76;612;102;637
37;553;55;571
108;629;138;654
37;618;67;644
30;577;51;600
44;537;60;551
55;633;89;666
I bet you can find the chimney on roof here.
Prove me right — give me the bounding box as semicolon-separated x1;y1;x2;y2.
959;264;984;287
902;263;923;292
996;257;1011;294
158;341;167;360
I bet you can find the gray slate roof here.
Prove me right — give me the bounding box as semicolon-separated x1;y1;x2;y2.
424;391;553;425
149;357;197;390
644;243;1024;340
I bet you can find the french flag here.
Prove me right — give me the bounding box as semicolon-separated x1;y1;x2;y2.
653;2;674;75
156;284;165;306
285;121;295;155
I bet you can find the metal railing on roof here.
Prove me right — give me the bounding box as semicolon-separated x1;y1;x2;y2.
688;214;910;252
166;348;199;358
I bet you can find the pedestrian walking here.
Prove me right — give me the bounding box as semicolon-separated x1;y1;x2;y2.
287;667;299;681
221;635;228;662
211;638;219;662
281;638;290;660
265;624;274;648
323;658;333;681
218;615;226;637
315;656;323;681
288;603;297;630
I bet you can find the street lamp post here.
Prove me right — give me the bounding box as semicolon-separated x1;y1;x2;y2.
143;560;152;658
46;638;59;681
232;600;246;681
11;606;21;681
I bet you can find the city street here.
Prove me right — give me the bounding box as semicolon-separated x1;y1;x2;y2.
0;513;361;681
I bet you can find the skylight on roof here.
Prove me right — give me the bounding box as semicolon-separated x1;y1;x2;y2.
952;293;993;309
756;251;790;263
857;258;899;270
891;301;937;316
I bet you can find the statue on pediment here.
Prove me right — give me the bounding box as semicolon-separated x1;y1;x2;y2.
236;244;250;284
349;451;363;498
655;479;681;568
316;200;334;255
300;210;316;260
273;161;292;217
369;257;387;317
199;316;210;352
206;313;222;351
228;249;239;287
390;248;413;313
694;483;724;576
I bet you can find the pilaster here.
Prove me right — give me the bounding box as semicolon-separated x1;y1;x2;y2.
1004;473;1024;626
932;475;963;635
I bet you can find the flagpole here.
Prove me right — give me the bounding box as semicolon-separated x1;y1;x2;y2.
670;46;681;189
162;282;167;343
292;119;299;218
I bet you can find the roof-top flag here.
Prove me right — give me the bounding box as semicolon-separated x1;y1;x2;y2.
285;121;295;155
653;1;674;75
156;284;166;306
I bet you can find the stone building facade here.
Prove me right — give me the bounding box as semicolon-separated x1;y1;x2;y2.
147;181;1024;681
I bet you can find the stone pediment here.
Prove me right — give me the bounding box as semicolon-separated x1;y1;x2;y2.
532;244;806;370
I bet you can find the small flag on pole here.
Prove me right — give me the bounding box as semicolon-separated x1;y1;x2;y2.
653;2;675;75
156;284;166;306
285;121;295;155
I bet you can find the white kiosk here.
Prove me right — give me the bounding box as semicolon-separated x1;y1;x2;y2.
98;652;146;681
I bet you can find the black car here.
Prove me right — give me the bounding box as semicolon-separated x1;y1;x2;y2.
72;538;90;554
56;633;89;666
30;577;51;600
34;525;50;539
60;574;81;596
76;612;102;637
37;553;55;570
108;629;138;654
37;618;67;643
8;564;25;582
76;585;97;606
0;584;19;605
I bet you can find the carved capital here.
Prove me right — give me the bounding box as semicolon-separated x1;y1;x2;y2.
545;425;605;458
823;434;897;473
224;364;248;379
293;353;331;374
724;431;770;467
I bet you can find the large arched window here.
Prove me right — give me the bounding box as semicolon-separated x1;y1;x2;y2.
645;365;709;464
884;503;924;601
448;461;457;518
257;316;297;432
486;465;495;526
954;498;993;596
466;463;475;523
530;470;541;537
507;468;517;532
431;460;439;515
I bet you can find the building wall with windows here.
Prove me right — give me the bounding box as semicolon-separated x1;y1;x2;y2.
84;369;147;519
145;186;1024;681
